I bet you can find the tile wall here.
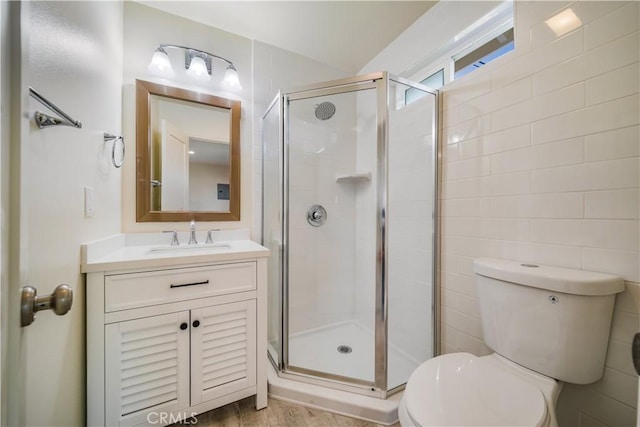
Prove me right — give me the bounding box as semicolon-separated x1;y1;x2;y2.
440;2;639;425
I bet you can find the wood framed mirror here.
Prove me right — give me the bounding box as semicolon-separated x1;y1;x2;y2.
136;79;241;222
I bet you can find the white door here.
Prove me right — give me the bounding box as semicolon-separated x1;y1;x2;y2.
161;119;189;211
2;2;123;426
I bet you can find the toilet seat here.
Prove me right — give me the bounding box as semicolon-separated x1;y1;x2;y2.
403;353;548;427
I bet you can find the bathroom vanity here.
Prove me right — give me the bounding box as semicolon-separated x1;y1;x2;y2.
82;230;268;426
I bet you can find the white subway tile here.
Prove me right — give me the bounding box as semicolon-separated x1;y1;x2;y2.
490;28;584;88
483;124;531;155
529;193;585;219
479;195;533;218
481;171;530;196
445;157;491;181
587;62;640;106
458;137;483;160
532;158;639;193
585;125;640;162
586;31;640;79
583;248;640;282
443;307;483;338
493;83;585;132
533;55;586;96
491;147;531;174
443;177;482;199
442;271;477;297
605;339;637;377
457;292;481;319
445;217;530;242
530;219;639;251
614;282;640;315
529;137;584;169
444;72;492;109
444;142;459;163
532;94;639;144
560;385;638;427
442;198;482;218
585;189;640;219
610;310;640;345
585;1;640;51
444;114;492;145
590;368;638;410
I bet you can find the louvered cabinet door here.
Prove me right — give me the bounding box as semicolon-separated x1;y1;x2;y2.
105;311;190;426
190;300;257;406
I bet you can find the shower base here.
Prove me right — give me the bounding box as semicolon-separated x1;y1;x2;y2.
268;362;402;425
268;320;420;425
288;320;417;387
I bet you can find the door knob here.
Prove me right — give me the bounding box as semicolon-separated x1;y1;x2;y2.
21;284;73;327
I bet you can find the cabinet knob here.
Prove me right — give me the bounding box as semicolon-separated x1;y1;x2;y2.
192;320;200;328
180;322;188;330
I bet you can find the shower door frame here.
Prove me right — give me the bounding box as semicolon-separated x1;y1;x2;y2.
263;72;440;399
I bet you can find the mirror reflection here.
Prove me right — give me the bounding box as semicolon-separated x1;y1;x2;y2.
149;95;231;212
136;79;241;222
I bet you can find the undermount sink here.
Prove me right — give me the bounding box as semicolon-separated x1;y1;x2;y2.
147;243;232;255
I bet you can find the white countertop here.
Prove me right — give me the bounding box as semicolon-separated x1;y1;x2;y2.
81;230;269;273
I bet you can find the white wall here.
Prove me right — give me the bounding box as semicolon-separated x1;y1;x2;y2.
23;2;123;425
365;1;638;426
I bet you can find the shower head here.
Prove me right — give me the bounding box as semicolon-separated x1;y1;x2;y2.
315;102;336;120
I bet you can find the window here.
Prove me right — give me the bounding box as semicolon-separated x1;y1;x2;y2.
453;28;514;80
405;69;444;105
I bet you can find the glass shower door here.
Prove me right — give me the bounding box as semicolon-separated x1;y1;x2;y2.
285;86;379;384
262;96;283;368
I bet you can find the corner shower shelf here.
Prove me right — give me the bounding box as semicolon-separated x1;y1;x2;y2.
335;172;371;183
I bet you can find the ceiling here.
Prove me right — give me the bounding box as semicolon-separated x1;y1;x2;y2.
137;1;437;73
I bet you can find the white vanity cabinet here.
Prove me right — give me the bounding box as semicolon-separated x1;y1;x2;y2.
82;236;268;427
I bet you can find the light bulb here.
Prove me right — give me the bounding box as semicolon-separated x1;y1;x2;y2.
186;56;211;82
221;65;242;91
147;48;174;77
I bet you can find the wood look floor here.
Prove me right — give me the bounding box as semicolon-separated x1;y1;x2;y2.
170;396;400;427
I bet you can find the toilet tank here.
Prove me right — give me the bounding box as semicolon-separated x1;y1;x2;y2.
474;258;624;384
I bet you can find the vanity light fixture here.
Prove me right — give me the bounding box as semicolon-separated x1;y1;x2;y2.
148;44;242;90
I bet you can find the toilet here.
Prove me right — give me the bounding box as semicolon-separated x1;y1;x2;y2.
399;258;625;427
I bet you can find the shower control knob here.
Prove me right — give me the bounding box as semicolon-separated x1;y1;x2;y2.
307;205;327;227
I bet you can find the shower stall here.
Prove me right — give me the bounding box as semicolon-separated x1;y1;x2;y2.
262;72;438;398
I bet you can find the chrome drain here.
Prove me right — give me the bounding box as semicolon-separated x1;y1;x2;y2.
337;345;352;354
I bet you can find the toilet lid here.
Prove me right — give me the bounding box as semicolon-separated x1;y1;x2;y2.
404;353;547;427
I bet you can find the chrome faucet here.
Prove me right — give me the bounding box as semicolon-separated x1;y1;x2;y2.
189;220;198;245
163;230;180;246
205;229;220;244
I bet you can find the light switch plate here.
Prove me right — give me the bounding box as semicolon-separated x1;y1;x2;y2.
84;187;94;217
